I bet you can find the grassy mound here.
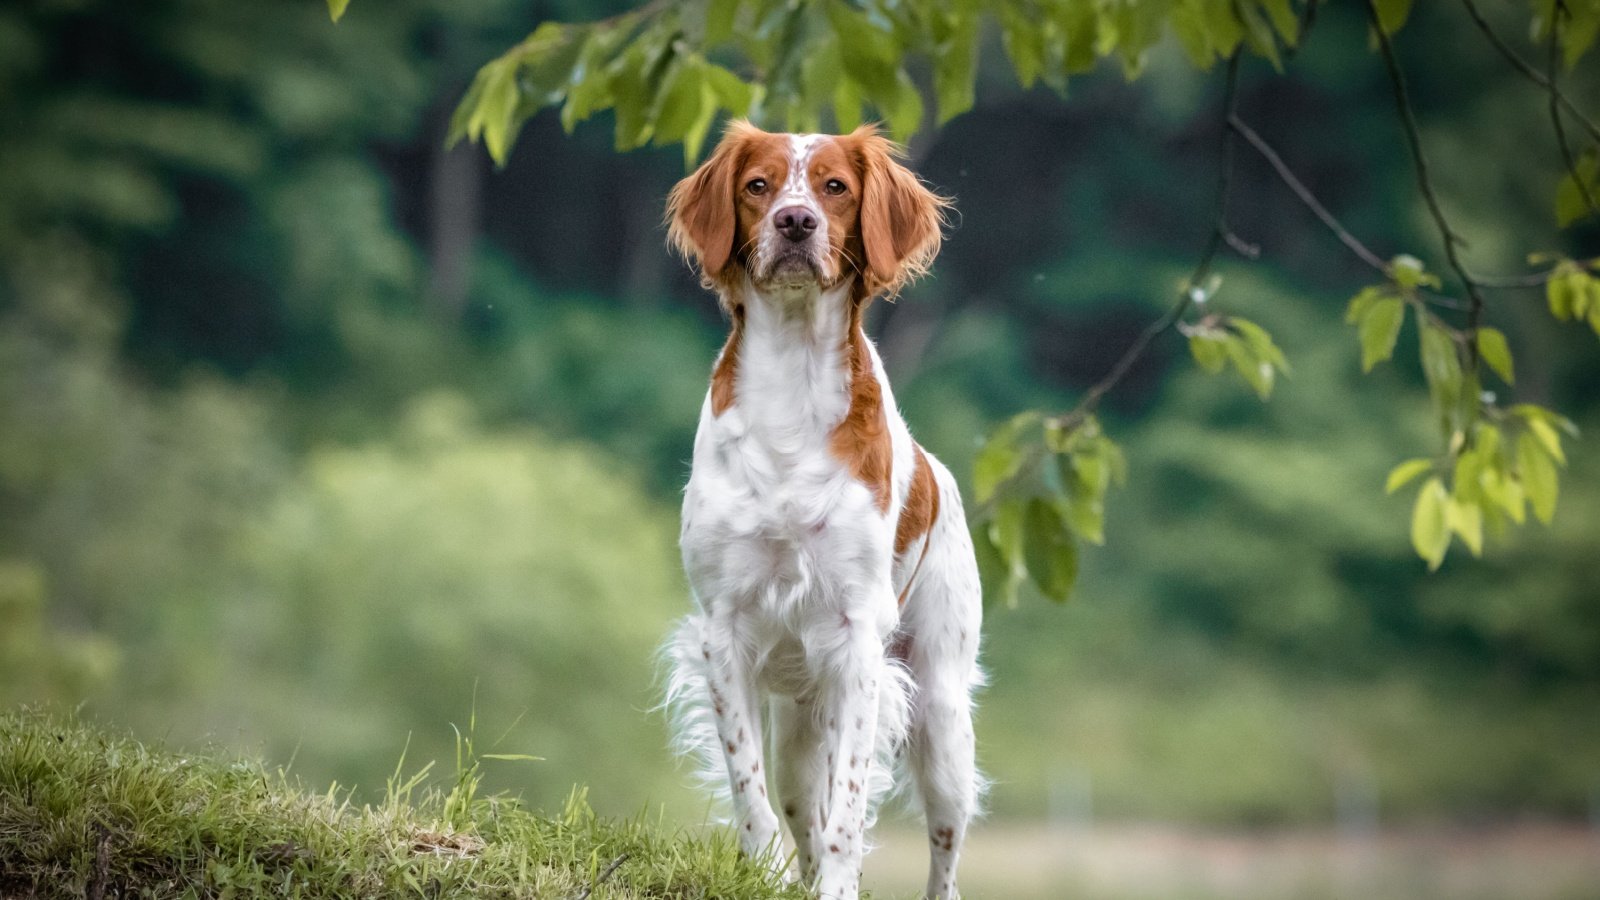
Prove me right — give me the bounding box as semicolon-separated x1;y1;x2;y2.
0;711;801;899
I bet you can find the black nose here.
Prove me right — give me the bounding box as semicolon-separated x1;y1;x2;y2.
774;206;818;242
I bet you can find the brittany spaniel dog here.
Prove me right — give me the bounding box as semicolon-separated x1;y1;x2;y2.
663;122;984;900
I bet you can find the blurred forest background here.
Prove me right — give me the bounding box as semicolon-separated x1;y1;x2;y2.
2;0;1599;893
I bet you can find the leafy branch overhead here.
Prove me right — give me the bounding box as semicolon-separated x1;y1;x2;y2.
328;0;1600;600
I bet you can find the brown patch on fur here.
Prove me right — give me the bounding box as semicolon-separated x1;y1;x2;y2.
895;444;940;554
709;307;742;416
666;121;791;301
829;306;892;513
837;126;950;299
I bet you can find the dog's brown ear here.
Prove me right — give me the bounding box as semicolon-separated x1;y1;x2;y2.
667;122;757;281
851;126;949;297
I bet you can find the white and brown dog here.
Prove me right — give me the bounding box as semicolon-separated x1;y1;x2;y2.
663;121;984;900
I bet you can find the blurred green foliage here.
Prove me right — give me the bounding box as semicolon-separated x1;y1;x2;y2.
0;0;1597;829
433;0;1600;590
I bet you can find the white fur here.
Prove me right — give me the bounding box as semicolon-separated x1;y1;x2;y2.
665;134;984;900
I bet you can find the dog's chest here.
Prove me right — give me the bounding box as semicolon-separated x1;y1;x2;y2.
683;353;891;607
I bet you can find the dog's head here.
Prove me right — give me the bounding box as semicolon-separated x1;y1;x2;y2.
667;121;948;300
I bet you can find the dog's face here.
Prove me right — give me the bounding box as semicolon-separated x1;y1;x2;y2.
668;121;947;299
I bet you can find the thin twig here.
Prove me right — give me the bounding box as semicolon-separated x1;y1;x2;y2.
1233;113;1559;293
1461;0;1600;146
1056;53;1245;430
1473;269;1561;288
569;853;630;900
1367;1;1489;350
1228;115;1391;274
1549;1;1600;219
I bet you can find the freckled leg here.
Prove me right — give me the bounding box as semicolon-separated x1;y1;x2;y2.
704;639;783;869
908;674;976;900
812;633;884;900
771;695;825;883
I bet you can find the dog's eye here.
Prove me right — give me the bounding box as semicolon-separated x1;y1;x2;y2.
746;178;768;195
824;179;847;196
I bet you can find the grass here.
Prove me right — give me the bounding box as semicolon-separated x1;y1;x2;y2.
0;710;804;899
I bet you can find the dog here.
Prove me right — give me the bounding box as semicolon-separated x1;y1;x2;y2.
661;121;984;900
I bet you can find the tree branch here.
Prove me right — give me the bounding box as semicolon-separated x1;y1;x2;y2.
1461;0;1600;147
1367;1;1489;350
1227;115;1391;275
1055;53;1244;429
1550;1;1600;220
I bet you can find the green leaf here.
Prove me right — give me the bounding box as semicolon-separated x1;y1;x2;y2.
1230;316;1290;373
1169;3;1217;68
1486;465;1527;524
1511;403;1580;437
1475;327;1514;385
973;411;1041;503
991;500;1027;608
973;443;1020;506
1058;454;1106;545
481;753;544;761
561;29;624;134
1345;285;1386;324
1555;150;1598;227
681;81;719;166
1419;322;1463;428
703;63;757;116
517;23;589;108
650;59;705;148
1371;0;1413;35
1448;494;1484;557
703;0;738;45
1547;265;1578;320
1054;2;1100;73
998;3;1044;88
1525;416;1567;465
1023;499;1079;603
1562;5;1600;69
1236;1;1282;70
1410;476;1450;570
1453;445;1485;505
1070;447;1109;494
1258;0;1300;45
610;57;654;150
1389;253;1439;290
933;13;978;125
326;0;350;22
829;1;899;98
476;58;522;167
879;70;925;143
1358;297;1405;372
1517;433;1559;524
1188;332;1228;374
833;76;863;133
1385;458;1433;494
1228;338;1275;399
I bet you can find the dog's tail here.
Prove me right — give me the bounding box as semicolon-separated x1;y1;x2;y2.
659;612;734;816
867;652;916;832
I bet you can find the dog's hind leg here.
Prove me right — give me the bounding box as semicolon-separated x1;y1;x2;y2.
900;465;985;900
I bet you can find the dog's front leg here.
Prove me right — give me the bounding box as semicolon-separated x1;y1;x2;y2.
810;619;886;900
703;625;785;869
